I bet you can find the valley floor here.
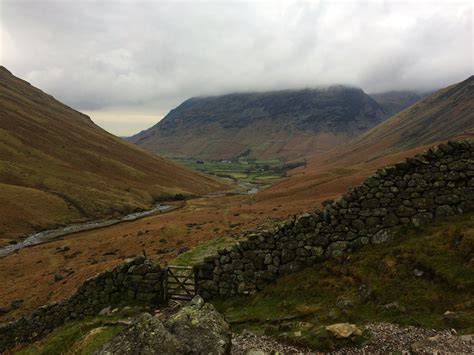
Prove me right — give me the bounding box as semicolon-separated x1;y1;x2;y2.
0;190;288;321
1;155;370;322
0;144;433;322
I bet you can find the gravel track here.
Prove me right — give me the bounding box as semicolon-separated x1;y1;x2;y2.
231;323;474;354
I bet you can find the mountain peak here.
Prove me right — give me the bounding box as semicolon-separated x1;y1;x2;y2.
0;66;13;76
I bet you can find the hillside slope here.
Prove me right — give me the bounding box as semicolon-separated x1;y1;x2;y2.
257;76;474;207
130;86;387;160
371;90;427;116
322;75;474;166
0;67;226;245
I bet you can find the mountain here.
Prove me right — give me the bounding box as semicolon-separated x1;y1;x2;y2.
321;75;474;165
257;75;474;208
130;86;388;160
0;67;226;245
371;90;428;116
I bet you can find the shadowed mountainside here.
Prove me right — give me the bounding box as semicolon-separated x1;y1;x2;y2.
0;67;226;245
130;86;388;160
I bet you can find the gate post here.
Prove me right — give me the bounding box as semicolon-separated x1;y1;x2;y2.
193;265;199;297
162;266;168;303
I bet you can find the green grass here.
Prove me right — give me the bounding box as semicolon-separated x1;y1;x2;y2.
72;326;123;355
13;310;146;355
171;237;237;266
212;214;474;351
173;158;285;184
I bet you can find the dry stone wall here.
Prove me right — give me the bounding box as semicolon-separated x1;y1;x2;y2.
195;140;474;299
0;257;163;352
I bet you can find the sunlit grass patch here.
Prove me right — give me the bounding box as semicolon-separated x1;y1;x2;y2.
171;236;237;266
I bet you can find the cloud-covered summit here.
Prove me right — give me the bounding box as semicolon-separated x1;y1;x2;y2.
1;0;472;135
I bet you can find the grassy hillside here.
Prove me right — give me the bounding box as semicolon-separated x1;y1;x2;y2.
0;67;227;245
214;213;474;351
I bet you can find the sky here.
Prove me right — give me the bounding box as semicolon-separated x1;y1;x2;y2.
1;0;472;136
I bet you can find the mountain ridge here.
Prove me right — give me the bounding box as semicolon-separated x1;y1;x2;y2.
130;86;390;160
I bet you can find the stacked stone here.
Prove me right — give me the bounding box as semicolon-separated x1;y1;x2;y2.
0;257;163;352
196;140;474;299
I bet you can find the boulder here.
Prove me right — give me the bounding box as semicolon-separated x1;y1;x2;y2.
326;323;362;338
166;296;231;355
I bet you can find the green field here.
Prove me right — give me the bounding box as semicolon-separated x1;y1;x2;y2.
174;158;305;185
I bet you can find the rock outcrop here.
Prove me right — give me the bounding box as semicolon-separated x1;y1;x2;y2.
96;296;231;355
166;296;232;354
96;313;188;355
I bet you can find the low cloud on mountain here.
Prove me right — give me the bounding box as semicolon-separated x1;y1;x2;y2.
1;0;472;135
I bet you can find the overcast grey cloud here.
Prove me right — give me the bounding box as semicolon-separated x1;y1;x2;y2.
1;0;472;135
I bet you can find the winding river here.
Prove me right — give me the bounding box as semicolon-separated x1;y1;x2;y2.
0;204;172;257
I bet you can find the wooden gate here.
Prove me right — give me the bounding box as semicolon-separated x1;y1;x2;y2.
164;265;198;301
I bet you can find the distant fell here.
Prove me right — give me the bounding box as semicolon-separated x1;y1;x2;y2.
371;90;428;117
0;66;226;245
130;86;388;160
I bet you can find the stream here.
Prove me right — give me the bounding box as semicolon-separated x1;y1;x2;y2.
0;204;172;257
206;177;261;196
236;180;260;195
0;178;262;257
